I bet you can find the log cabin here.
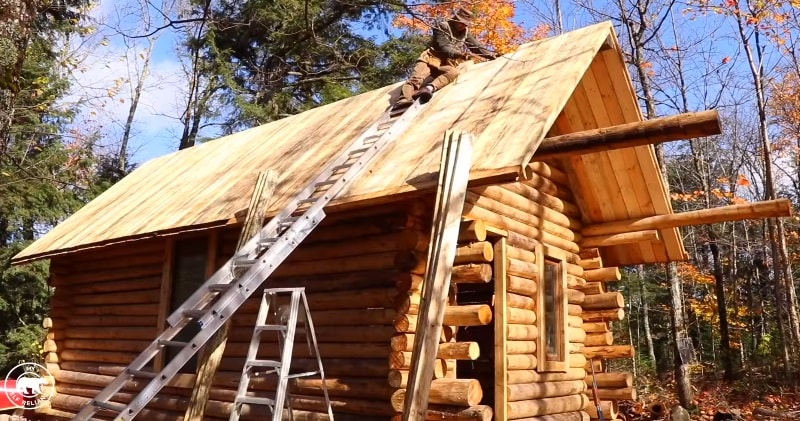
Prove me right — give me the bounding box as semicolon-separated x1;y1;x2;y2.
11;21;791;421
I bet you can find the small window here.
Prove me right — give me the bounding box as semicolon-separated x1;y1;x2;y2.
538;248;567;372
167;237;209;373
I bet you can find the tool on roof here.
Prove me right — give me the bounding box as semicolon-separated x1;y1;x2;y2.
71;99;426;421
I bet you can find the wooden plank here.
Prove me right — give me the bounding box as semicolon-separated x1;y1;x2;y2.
494;238;508;421
403;131;474;420
184;170;278;421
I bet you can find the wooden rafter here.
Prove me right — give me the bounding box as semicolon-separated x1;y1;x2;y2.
582;199;792;237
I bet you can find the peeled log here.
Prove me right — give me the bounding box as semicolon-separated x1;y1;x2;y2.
508;324;539;341
508;293;536;310
584;332;614;347
569;354;587;369
387;367;446;388
509;276;537;296
585;400;615;420
508;355;538;370
582;268;621;282
292;378;395;399
508;308;537;324
507;380;587;401
452;264;493;284
582;292;624;310
508;257;539;279
394;305;491;332
507;245;537;263
581;230;660;248
390;379;483;410
455;242;494;264
582;309;624;322
583;322;609;333
390;331;455;352
507;368;587;384
389;343;479;369
390;405;493;421
585;372;633;388
568;304;583;316
515;411;590;421
582;198;792;236
507;394;589;418
459;220;488;242
582;345;635;359
462;204;579;254
579;282;604;295
507;341;537;355
567;327;587;343
568;316;583;328
568;289;585;304
587;386;637;401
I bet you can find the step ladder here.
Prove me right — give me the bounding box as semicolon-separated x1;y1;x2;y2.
229;288;331;421
72;100;424;421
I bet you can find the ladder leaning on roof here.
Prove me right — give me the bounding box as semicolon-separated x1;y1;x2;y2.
71;100;426;421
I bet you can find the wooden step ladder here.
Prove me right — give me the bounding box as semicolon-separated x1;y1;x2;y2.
71;100;425;421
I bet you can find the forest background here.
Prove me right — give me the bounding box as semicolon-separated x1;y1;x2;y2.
2;0;800;417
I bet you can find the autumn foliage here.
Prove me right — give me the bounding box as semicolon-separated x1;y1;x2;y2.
393;1;549;54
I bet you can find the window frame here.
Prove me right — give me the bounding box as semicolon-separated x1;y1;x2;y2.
536;246;568;372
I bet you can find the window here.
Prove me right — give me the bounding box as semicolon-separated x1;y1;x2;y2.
166;237;209;373
537;247;568;372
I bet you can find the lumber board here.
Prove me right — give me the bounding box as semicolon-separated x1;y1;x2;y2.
494;238;508;421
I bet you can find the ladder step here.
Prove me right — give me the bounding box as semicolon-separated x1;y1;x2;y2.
183;309;206;319
208;283;233;292
158;339;188;348
287;370;322;379
93;400;126;412
233;257;257;267
255;324;288;332
128;369;158;379
236;395;276;406
331;163;353;172
298;197;317;205
349;147;371;155
315;179;338;188
246;359;282;369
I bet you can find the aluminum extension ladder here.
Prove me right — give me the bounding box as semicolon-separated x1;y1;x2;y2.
72;100;424;421
229;288;331;421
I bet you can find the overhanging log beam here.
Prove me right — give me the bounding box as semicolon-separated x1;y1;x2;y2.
583;199;792;237
533;110;721;160
581;230;660;248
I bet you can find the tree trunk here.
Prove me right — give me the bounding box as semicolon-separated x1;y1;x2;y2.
709;236;734;379
638;265;658;372
118;40;154;173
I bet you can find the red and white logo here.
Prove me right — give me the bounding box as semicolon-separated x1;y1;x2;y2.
3;363;54;410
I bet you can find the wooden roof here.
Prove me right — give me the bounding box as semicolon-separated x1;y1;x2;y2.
13;22;686;266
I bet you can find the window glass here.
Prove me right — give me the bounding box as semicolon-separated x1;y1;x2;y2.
167;237;208;372
544;259;559;358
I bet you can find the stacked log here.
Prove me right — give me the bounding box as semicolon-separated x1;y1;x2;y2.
577;249;636;421
464;162;591;420
390;213;491;419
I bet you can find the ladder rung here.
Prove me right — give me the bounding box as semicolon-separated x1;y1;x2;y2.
331;163;353;172
298;197;317;205
128;369;157;379
158;339;188;348
287;370;321;379
183;309;206;319
246;359;282;369
315;179;338;188
278;217;299;227
208;283;232;292
233;257;256;267
256;324;288;332
93;400;126;412
236;395;276;406
349;147;371;155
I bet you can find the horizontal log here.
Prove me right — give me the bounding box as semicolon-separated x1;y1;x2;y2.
459;220;488;242
389;343;479;368
536;110;722;159
582;268;621;282
569;353;587;369
507;292;536;310
250;287;399;313
451;264;493;284
501;182;581;218
506;230;541;252
516;410;590;421
292;378;396;400
272;270;400;293
63;339;148;353
568;327;587;343
567;275;586;289
507;380;587;401
585;372;632;388
507;368;587;384
587;386;637;401
507;355;537;370
579;282;604;295
463;204;579;254
526;162;571;189
568;289;585;304
64;327;157;340
507;245;538;263
390;379;483;410
289;230;428;262
581;230;660;248
71;303;159;316
508;308;537;324
508;276;537;297
471;185;581;231
387;365;449;388
455;242;494;264
507;394;589;418
389;331;455;352
508;257;539;279
582;309;625;322
394;305;491;331
568;315;583;328
582;198;792;236
225;342;392;360
568;304;583;316
507;341;537;355
508;324;539;341
584;332;614;347
306;308;396;326
57;276;161;295
277;251;422;277
289;394;396;416
390;405;493;421
582;345;635;359
583;322;609;333
582;292;624;310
